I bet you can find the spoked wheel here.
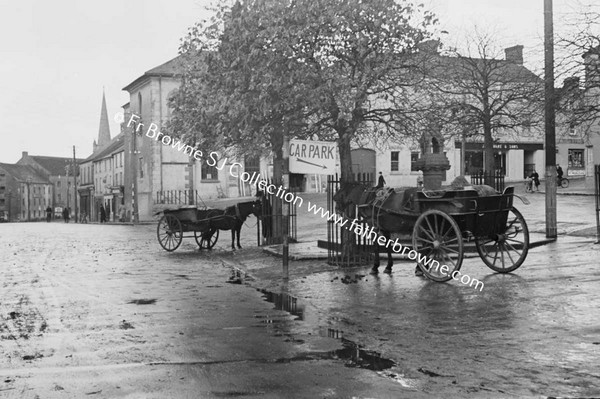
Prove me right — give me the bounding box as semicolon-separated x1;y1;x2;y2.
475;207;529;273
157;214;183;252
412;210;464;282
561;178;569;188
194;229;219;249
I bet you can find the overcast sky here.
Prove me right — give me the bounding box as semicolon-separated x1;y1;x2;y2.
0;0;582;163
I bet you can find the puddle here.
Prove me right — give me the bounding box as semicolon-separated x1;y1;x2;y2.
127;299;157;305
275;338;396;372
257;290;396;373
258;289;304;320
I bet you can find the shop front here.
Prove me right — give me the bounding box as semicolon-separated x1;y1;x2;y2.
455;141;544;181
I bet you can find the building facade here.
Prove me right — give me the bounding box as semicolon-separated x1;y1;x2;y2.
16;152;82;212
0;163;52;221
122;56;252;221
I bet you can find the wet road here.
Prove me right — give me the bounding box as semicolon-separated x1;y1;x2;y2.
0;223;410;398
2;191;600;398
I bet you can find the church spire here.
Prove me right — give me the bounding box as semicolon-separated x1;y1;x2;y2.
97;89;111;148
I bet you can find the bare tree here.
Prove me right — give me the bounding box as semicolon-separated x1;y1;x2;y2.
426;30;544;177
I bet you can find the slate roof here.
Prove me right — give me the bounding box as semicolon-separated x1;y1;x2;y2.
82;133;125;163
0;163;51;184
122;54;186;92
427;53;542;84
27;156;83;176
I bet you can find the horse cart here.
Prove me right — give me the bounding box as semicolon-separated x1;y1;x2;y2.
156;207;220;252
336;183;530;281
407;186;530;281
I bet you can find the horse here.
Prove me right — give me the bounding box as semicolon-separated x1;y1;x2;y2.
333;183;418;274
207;200;261;250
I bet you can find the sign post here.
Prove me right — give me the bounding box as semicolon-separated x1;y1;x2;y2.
282;135;290;280
289;139;336;175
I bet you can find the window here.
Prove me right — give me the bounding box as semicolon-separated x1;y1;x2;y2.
391;151;399;172
569;123;577;136
410;152;419;172
568;149;584;169
56;180;61;188
58;193;61;202
201;162;218;180
139;158;144;178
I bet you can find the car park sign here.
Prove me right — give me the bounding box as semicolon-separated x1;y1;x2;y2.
289;139;336;174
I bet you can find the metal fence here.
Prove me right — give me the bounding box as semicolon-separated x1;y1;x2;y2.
155;190;207;208
470;171;505;192
257;179;297;245
323;174;374;267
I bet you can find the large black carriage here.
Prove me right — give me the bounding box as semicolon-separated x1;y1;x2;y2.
406;186;529;281
335;181;530;281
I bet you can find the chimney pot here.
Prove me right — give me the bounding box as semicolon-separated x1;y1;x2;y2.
22;151;28;158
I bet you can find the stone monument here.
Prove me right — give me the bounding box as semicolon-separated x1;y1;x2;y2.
414;130;451;190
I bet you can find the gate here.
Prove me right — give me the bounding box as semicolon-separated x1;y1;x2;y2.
470;171;505;192
325;175;374;266
257;179;297;245
595;165;600;243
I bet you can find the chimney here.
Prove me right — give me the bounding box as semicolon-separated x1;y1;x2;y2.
22;151;28;159
583;46;600;87
563;76;580;91
505;45;524;65
417;39;441;54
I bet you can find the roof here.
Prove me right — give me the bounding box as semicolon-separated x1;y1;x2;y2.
82;133;125;163
427;53;542;84
28;156;84;176
122;54;186;92
0;163;51;184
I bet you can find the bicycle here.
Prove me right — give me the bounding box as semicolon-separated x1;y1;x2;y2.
557;177;569;188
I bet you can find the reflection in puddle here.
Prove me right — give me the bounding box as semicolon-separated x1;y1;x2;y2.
258;289;304;321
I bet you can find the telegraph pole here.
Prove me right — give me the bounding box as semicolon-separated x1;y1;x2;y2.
544;0;557;238
282;134;290;280
73;145;78;223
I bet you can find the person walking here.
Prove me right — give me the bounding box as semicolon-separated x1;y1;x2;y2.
45;206;52;222
376;172;386;189
100;205;106;223
529;170;540;192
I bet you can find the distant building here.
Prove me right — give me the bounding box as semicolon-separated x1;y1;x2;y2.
0;163;52;221
121;56;252;221
17;151;82;210
79;92;125;222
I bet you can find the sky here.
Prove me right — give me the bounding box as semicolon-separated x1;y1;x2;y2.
0;0;585;163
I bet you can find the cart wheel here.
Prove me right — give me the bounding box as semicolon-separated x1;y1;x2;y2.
412;209;464;282
195;229;219;249
157;214;183;252
561;178;569;188
475;207;529;273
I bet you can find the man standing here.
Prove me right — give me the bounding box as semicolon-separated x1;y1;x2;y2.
45;206;52;222
376;172;386;189
556;164;564;185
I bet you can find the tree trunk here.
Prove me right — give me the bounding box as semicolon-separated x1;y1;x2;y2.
338;131;353;183
483;120;495;186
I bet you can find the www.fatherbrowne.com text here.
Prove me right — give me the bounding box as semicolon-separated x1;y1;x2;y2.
126;113;484;291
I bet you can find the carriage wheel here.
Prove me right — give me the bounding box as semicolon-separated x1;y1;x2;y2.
475;207;529;273
561;178;569;188
194;229;219;249
157;214;183;252
412;210;464;282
